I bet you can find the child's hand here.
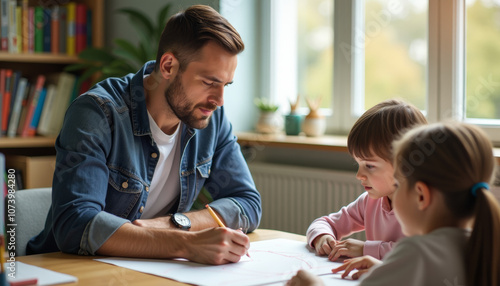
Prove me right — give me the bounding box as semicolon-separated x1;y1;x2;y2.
328;238;364;261
313;235;336;256
331;255;382;280
286;269;325;286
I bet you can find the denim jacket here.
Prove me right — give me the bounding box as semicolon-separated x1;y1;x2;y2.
27;61;262;255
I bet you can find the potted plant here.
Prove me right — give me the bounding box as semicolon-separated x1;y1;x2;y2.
302;96;326;136
254;98;283;134
65;4;173;87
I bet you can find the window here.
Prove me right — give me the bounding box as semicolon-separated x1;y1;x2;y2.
363;0;427;114
297;0;334;110
465;0;500;123
268;0;500;141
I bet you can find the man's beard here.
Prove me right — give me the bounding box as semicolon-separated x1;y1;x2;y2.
164;74;217;130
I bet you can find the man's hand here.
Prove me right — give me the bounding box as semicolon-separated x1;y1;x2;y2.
312;234;336;256
327;238;364;261
183;227;250;264
331;255;382;280
132;216;173;228
286;270;324;286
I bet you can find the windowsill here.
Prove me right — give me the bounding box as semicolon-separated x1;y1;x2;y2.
236;132;347;152
237;131;500;164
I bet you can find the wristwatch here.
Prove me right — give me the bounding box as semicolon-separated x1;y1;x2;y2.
170;213;191;230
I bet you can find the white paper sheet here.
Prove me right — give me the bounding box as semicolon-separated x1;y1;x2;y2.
96;238;359;286
5;261;78;286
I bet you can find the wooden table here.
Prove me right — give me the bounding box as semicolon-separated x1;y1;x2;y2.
16;229;306;286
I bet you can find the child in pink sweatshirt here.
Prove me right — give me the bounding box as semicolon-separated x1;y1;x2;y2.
307;99;427;260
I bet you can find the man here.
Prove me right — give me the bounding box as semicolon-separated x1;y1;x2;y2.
27;5;262;265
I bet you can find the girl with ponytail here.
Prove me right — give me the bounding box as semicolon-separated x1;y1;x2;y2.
287;122;500;286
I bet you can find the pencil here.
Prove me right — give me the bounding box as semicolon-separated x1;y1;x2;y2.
205;204;226;227
205;204;251;258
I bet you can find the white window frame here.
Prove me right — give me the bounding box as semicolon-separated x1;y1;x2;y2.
266;0;500;142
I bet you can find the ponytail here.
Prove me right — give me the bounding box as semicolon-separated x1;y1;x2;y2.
466;188;500;285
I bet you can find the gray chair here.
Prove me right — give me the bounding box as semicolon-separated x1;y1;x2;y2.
10;188;52;256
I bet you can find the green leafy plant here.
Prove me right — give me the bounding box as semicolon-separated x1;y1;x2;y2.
65;4;173;86
254;97;279;112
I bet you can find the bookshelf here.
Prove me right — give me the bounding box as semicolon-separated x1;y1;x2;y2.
0;0;104;188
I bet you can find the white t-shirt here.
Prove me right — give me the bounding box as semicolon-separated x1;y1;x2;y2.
359;227;469;286
140;113;181;219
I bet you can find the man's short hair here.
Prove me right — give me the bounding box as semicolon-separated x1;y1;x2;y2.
154;5;244;72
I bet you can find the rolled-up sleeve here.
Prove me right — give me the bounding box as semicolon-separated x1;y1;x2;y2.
80;211;129;255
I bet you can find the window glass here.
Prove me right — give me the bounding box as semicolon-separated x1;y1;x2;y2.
364;0;428;112
297;0;334;109
466;0;500;120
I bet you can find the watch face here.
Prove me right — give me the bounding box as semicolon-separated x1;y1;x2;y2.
173;213;191;229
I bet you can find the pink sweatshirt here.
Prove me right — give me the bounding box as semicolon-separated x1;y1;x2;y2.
306;192;404;259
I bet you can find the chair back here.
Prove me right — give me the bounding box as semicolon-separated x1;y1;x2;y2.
9;188;52;256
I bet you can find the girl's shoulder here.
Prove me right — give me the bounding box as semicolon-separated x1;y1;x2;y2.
394;227;469;255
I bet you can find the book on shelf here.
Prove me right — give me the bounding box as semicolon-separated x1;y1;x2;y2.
0;70;81;138
75;3;86;54
21;74;45;137
34;5;43;52
15;2;20;52
38;72;76;136
59;5;66;54
7;77;27;137
42;7;50;52
0;69;5;134
21;0;27;52
50;5;58;54
7;69;20;120
7;0;16;53
0;0;7;51
0;1;92;56
66;1;76;56
1;69;12;135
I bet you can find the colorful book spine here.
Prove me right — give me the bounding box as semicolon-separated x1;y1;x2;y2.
15;4;21;53
58;5;66;54
42;8;51;52
0;0;8;51
27;6;34;53
16;82;30;136
2;69;12;134
75;3;86;53
0;69;5;134
7;77;27;137
7;0;16;53
34;6;43;52
21;0;27;52
29;86;47;134
7;70;20;118
66;1;76;56
21;74;45;137
50;5;59;54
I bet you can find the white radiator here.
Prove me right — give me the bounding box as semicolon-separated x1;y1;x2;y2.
249;162;366;240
